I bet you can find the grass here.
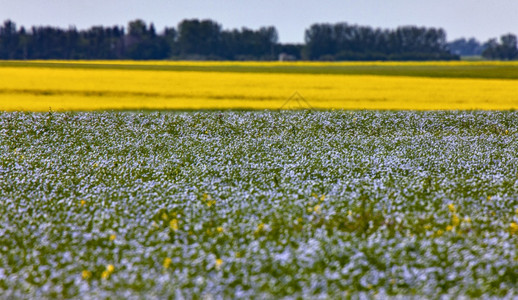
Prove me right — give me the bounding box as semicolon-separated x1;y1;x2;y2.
1;60;518;79
1;110;518;298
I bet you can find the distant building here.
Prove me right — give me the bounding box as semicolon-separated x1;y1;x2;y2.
278;53;297;61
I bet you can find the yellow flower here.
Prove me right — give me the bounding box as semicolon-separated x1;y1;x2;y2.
215;258;223;269
452;214;460;227
320;195;325;202
82;270;92;280
255;223;265;233
101;270;110;279
161;212;168;220
424;224;431;230
307;207;313;213
80;200;86;207
3;61;518;112
101;264;114;279
109;234;116;241
313;204;321;213
436;229;444;236
163;257;172;269
448;203;455;212
170;219;179;231
202;193;215;207
510;222;518;234
487;196;492;201
446;225;453;231
93;163;98;167
217;226;224;233
106;264;114;273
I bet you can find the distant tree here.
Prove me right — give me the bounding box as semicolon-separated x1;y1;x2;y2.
389;26;447;54
304;22;456;61
500;34;518;59
18;26;30;59
0;18;480;61
177;19;222;58
482;34;518;60
0;20;20;59
163;27;178;56
303;23;336;60
259;26;278;58
221;26;278;60
447;37;485;56
29;26;69;59
125;20;169;59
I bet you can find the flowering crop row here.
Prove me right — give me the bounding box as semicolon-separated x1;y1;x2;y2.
1;111;517;298
0;61;517;111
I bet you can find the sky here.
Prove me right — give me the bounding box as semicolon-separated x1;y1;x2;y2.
1;0;517;43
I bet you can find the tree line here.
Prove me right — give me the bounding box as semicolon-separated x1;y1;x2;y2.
304;23;455;60
447;35;518;60
0;19;279;60
0;19;516;60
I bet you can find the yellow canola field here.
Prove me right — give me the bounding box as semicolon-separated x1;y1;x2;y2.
1;64;518;111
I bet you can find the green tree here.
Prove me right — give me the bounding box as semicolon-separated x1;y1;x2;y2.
177;19;222;58
482;34;518;60
0;20;20;59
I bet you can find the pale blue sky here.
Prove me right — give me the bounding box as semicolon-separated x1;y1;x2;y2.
1;0;517;43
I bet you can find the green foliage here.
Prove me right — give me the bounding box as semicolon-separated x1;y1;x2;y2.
1;111;518;298
0;19;466;61
0;19;278;61
482;34;518;60
447;37;486;56
304;23;458;61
